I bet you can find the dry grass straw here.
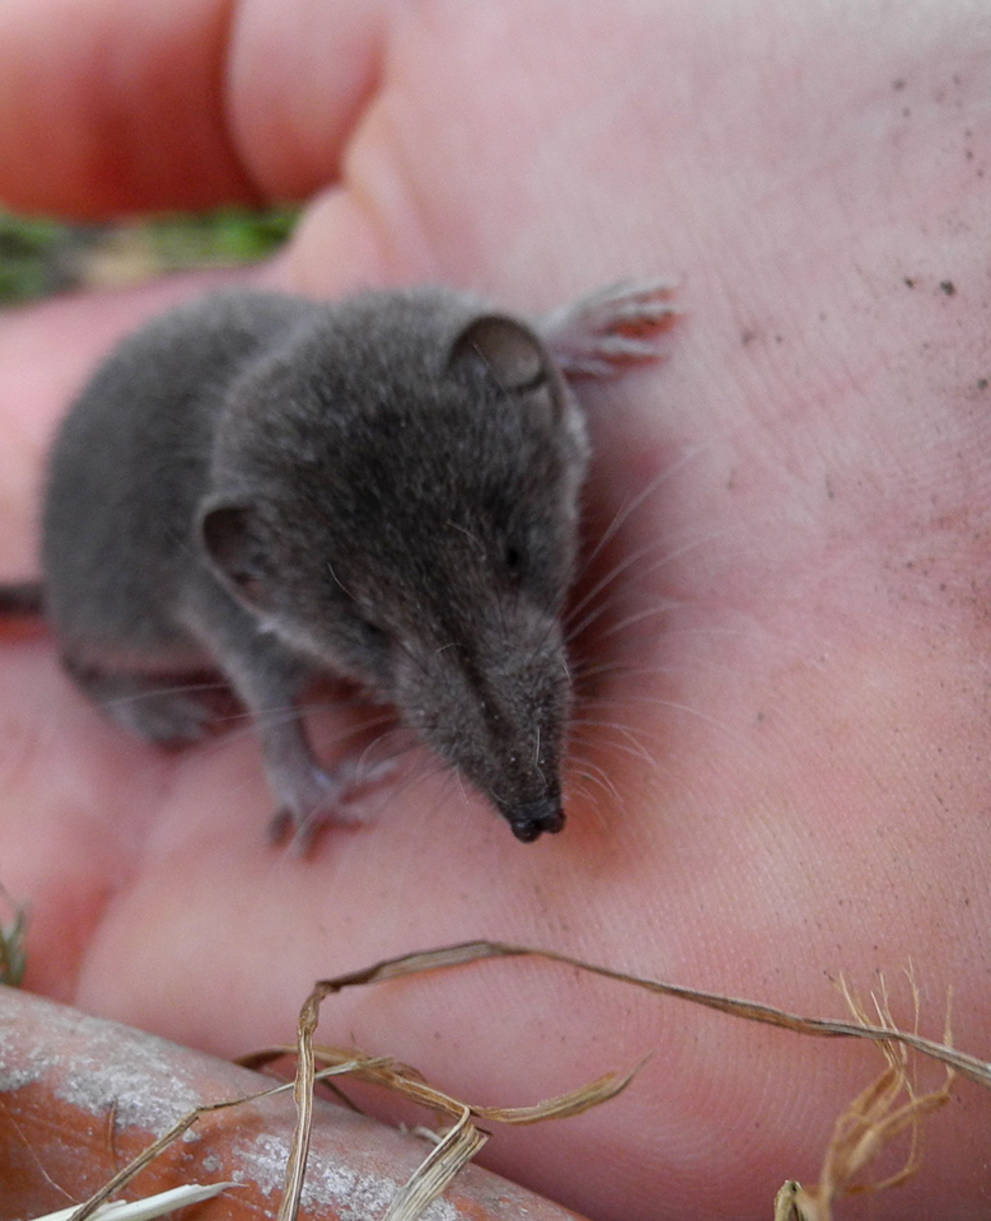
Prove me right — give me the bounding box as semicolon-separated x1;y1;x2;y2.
241;1034;641;1220
774;971;957;1221
56;941;985;1221
33;1183;233;1221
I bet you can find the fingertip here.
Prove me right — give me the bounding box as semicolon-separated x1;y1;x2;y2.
0;0;257;216
0;0;391;218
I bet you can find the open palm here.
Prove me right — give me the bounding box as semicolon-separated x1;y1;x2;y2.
1;3;989;1217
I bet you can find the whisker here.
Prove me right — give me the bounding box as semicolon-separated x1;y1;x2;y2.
567;778;604;813
563;762;614;831
354;725;416;775
572;522;726;624
567;531;727;643
593;695;743;743
573;629;749;686
567;594;677;648
574;659;668;684
575;445;712;582
565;754;621;803
582;602;673;645
98;677;231;707
195;702;398;765
569;719;661;763
567;777;596;804
569;722;659;769
567;536;675;626
356;755;452;822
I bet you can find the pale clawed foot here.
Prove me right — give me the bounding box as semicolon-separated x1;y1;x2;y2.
542;278;679;378
267;755;399;854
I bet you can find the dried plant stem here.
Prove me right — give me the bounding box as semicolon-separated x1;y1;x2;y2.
307;940;989;1087
62;938;983;1221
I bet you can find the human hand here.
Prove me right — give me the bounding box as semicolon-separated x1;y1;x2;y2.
1;3;989;1217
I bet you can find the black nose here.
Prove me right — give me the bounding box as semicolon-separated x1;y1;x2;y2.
508;798;566;842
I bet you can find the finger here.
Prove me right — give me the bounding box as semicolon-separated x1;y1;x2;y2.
0;0;388;216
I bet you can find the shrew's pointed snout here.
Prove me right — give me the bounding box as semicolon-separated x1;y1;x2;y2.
507;796;566;842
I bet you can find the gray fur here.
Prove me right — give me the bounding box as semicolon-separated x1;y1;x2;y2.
15;281;675;846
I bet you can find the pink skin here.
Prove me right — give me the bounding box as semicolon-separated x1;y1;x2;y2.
1;2;990;1217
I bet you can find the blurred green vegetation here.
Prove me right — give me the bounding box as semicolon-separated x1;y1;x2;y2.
0;892;27;987
0;205;298;305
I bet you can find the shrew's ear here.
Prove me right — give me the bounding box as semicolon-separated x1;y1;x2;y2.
198;500;274;611
448;314;553;400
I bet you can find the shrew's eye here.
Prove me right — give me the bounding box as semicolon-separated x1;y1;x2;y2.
345;604;388;649
503;540;532;588
359;618;389;647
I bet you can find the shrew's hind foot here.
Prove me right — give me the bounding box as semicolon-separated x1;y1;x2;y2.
266;754;399;855
542;277;680;378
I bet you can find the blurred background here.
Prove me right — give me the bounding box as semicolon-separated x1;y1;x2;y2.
0;206;296;305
